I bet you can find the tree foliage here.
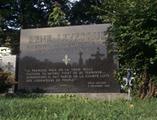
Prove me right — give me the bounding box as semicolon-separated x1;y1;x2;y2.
0;0;70;53
96;0;157;98
69;0;103;25
48;2;69;27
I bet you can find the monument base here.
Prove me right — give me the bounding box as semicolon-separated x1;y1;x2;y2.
42;93;128;100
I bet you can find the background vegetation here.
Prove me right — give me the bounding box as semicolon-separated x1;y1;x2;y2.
95;0;157;98
0;68;16;93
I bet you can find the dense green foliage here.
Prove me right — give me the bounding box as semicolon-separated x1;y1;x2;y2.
0;95;157;120
94;0;157;98
69;0;103;25
48;2;69;27
0;0;71;53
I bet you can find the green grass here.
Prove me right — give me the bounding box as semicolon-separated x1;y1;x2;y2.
0;95;157;120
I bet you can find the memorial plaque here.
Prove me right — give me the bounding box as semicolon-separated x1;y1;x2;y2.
18;24;120;92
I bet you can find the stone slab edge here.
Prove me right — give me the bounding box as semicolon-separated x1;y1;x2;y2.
42;93;128;100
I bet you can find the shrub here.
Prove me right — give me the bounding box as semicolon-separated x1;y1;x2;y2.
0;68;16;93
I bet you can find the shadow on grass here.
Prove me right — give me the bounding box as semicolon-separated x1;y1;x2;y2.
3;88;46;99
4;93;44;99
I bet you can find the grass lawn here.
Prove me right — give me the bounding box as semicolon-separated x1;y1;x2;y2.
0;95;157;120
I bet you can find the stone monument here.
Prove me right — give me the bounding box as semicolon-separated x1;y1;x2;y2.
18;24;120;93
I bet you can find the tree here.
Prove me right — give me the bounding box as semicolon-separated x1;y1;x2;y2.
0;0;17;52
70;0;103;25
48;2;69;27
96;0;157;98
0;0;71;53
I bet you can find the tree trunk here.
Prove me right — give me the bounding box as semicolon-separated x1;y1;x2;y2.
145;81;156;98
139;68;150;99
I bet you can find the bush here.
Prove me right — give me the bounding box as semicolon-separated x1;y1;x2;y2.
0;69;16;93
